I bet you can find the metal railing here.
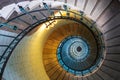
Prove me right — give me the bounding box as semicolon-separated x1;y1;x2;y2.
0;8;105;79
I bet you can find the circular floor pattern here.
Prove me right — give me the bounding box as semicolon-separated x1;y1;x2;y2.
43;20;105;79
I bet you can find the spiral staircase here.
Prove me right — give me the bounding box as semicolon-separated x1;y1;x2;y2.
0;0;120;80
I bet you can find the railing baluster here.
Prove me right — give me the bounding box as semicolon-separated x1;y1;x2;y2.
0;22;17;30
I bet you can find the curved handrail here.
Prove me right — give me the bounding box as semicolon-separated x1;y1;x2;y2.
0;9;105;79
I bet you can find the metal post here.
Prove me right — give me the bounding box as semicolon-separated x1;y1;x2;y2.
0;22;17;30
79;11;84;20
18;5;38;20
43;3;54;16
63;5;69;17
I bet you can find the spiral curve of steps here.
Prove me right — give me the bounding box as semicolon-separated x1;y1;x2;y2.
0;0;120;80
